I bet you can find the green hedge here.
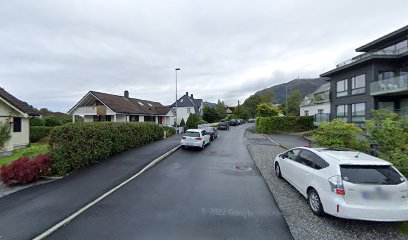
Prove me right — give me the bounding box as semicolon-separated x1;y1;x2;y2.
162;126;176;137
49;122;163;175
30;126;54;142
256;116;314;133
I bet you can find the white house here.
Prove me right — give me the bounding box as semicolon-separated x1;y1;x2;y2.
0;87;39;151
299;83;331;125
68;91;175;126
171;92;203;125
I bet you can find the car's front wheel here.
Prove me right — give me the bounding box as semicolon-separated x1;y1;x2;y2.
308;189;324;216
275;163;282;178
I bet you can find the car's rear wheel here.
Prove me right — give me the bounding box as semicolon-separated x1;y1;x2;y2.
201;142;205;150
308;189;324;216
275;163;282;178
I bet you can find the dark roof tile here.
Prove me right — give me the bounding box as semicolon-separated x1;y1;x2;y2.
0;87;39;116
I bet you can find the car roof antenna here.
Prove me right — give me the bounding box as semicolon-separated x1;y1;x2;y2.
355;152;360;158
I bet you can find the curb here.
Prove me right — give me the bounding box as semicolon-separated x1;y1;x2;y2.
33;145;181;240
262;134;289;150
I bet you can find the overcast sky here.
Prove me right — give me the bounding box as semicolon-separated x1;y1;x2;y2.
1;0;407;112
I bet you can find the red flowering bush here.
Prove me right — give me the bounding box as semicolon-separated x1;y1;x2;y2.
0;155;52;186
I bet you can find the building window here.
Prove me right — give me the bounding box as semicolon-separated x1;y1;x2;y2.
129;115;139;122
336;79;348;97
13;117;22;132
352;103;366;122
93;115;112;122
336;105;348;121
144;116;156;122
187;108;191;114
351;74;366;95
317;109;324;114
304;110;309;116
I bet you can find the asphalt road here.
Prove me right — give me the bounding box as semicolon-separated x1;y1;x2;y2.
47;125;292;240
0;136;180;240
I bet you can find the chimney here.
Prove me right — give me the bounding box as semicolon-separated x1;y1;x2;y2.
124;90;129;99
190;94;194;98
186;92;188;96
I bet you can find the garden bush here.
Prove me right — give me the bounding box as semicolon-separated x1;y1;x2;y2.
255;116;314;133
0;155;52;185
312;120;369;152
49;122;163;175
186;113;203;129
162;126;176;137
30;126;54;142
0;120;11;150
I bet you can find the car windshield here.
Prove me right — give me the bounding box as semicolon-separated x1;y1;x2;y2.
184;131;200;138
340;165;405;185
204;127;214;132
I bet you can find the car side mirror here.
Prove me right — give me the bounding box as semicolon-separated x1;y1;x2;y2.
281;154;286;159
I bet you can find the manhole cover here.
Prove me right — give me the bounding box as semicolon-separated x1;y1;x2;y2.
233;165;252;171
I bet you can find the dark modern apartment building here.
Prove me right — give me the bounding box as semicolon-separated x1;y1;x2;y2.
321;25;408;124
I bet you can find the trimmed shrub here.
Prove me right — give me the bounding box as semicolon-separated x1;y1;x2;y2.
49;122;163;175
256;116;314;133
162;126;176;137
0;120;11;150
186;113;203;129
312;120;369;152
44;116;62;127
30;126;54;142
30;117;44;126
0;155;52;185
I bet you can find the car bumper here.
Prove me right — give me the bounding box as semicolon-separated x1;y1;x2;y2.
324;197;408;221
181;141;203;148
218;126;228;129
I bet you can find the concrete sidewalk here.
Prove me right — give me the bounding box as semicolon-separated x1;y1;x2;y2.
0;135;180;240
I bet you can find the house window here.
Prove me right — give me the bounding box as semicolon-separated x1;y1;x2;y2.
304;110;309;116
13;117;22;132
129;115;139;122
187;108;191;114
336;105;348;121
318;109;324;114
93;115;112;122
351;74;366;95
144;116;155;122
352;103;366;122
336;79;348;97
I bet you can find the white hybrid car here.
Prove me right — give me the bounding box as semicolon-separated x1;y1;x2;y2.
181;129;211;150
274;147;408;221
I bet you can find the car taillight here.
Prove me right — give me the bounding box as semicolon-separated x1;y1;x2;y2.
195;138;203;141
181;136;186;139
329;175;345;196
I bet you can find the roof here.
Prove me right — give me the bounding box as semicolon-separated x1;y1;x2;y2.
0;87;39;116
300;83;330;107
356;25;408;52
171;93;203;113
70;91;172;116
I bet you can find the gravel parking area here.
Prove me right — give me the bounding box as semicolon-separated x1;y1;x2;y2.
246;133;407;240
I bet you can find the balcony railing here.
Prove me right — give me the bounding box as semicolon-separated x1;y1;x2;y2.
370;75;408;96
336;46;408;68
313;113;330;126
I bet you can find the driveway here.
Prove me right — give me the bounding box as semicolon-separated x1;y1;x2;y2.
47;124;292;239
267;133;311;149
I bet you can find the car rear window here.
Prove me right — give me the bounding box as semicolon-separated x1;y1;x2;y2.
204;127;214;132
184;132;200;138
340;165;405;185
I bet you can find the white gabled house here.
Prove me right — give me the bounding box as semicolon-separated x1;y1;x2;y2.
299;83;331;126
68;90;175;126
171;92;203;125
0;87;40;151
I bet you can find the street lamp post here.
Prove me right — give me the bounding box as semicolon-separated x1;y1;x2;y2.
175;68;180;131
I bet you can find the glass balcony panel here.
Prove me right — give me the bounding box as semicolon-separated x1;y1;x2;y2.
370;75;408;96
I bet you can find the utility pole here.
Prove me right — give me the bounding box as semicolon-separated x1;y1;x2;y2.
237;100;240;118
175;68;180;130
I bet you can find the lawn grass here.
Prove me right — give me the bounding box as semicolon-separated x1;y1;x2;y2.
397;222;408;235
0;143;49;166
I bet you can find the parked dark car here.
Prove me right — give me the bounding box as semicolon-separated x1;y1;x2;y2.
204;127;218;141
218;119;230;130
229;119;239;126
238;119;245;125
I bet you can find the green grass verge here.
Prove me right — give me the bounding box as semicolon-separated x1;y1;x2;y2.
397;222;408;235
0;143;49;166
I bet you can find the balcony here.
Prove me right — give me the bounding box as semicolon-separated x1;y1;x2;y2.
370;75;408;96
336;46;408;68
